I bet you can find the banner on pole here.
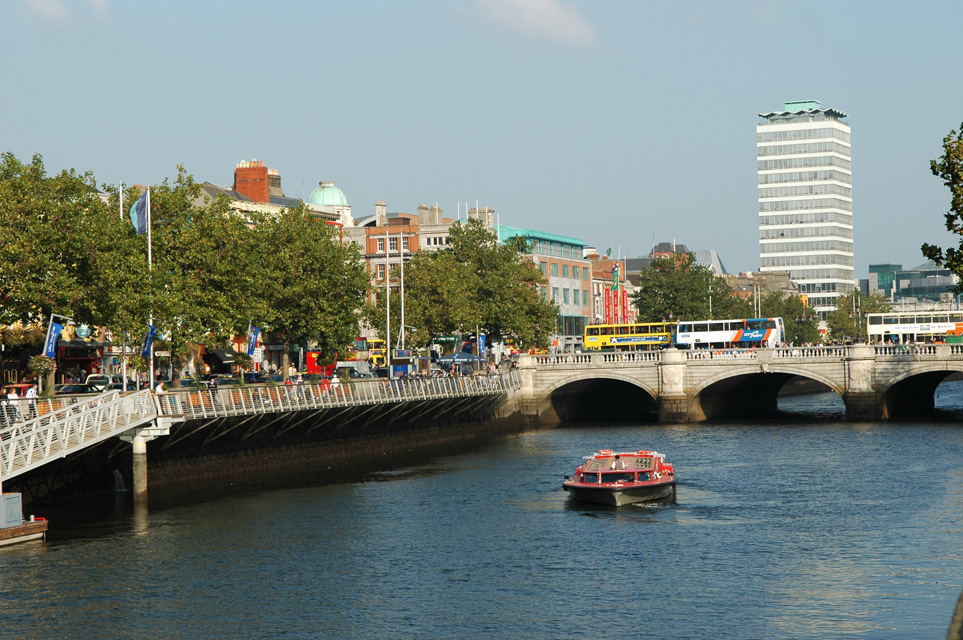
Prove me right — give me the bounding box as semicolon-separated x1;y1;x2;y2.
247;326;261;356
44;322;64;358
140;325;156;359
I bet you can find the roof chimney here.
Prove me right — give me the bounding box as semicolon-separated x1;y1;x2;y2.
375;201;387;227
418;204;430;225
233;159;270;203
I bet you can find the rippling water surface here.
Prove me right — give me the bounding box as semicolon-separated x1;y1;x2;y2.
5;382;963;639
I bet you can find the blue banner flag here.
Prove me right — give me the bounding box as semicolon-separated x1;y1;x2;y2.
44;322;64;358
478;334;486;356
129;191;148;235
140;324;156;358
247;327;261;356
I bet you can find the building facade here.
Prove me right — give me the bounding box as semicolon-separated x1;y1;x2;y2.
757;100;853;317
497;225;592;336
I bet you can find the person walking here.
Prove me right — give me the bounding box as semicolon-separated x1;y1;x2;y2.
25;383;38;419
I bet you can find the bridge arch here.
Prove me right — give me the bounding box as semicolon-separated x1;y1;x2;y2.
689;366;844;421
875;363;963;418
534;371;659;425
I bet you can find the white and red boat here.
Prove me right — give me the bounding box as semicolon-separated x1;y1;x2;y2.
562;449;676;506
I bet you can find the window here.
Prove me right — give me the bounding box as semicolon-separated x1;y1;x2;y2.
583;290;589;306
562;265;569;278
573;288;580;304
573;266;580;279
540;262;546;275
376;264;385;280
389;237;398;252
377;238;385;253
552;287;559;301
552;263;559;277
541;286;547;301
583;268;589;281
563;289;570;304
402;237;409;250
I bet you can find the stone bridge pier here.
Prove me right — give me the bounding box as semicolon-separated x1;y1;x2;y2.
515;344;963;425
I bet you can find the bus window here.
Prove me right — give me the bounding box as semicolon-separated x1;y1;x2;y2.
935;315;949;323
747;320;763;330
694;323;709;333
883;316;899;325
679;323;692;333
709;321;726;332
653;324;665;334
587;327;599;336
618;326;632;335
952;313;963;323
916;315;932;324
869;316;882;325
601;326;614;336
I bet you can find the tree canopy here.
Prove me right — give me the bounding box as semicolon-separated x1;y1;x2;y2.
375;219;558;349
923;122;963;278
825;292;891;343
0;153;369;380
632;253;751;322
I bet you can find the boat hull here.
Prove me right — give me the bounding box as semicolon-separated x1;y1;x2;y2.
562;480;676;507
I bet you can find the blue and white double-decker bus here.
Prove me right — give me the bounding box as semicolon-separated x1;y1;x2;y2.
674;317;785;349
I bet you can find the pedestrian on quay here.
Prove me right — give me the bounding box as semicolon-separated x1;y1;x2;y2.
25;383;38;419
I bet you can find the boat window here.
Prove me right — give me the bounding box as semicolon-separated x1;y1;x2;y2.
602;473;634;483
637;472;651;482
583;473;599;483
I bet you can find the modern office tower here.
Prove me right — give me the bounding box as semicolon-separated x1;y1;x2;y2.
757;100;853;317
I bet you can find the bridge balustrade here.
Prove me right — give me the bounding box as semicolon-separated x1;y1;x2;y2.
773;346;847;359
0;395;90;431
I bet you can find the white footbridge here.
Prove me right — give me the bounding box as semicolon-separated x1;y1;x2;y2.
0;372;521;483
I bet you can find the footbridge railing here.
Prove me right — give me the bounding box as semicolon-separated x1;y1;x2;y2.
155;371;522;420
0;389;161;481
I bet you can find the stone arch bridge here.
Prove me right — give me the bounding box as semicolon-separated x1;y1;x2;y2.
514;344;963;424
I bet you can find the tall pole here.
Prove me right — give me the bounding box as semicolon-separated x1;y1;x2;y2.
147;188;155;388
385;225;391;380
400;232;406;351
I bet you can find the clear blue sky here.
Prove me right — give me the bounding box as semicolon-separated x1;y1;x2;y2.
3;0;962;277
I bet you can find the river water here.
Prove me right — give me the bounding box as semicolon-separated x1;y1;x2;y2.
4;382;963;639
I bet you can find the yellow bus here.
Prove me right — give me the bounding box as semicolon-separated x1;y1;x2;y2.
355;337;387;366
583;322;676;351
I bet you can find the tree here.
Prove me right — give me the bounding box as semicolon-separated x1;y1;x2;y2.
257;206;369;379
632;253;750;322
923;122;963;276
397;219;557;350
759;291;819;345
825;292;890;343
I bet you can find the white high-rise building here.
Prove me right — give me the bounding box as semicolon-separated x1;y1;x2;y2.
757;100;853;317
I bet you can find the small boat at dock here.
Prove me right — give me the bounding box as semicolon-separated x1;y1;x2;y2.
0;494;47;547
562;449;676;506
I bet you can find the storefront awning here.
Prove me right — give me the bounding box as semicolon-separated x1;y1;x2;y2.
211;348;236;364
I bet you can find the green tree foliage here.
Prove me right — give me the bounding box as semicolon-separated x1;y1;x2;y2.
0;153;147;334
923;122;963;277
758;291;819;345
825;292;891;343
396;219;557;349
257;206;369;373
632;253;750;322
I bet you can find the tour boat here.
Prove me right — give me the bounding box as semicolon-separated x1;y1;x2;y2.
562;449;676;506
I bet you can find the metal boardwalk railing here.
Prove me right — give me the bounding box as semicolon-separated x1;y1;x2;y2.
0;389;160;481
154;371;522;420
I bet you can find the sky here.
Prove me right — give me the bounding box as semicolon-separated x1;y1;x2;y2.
3;0;963;278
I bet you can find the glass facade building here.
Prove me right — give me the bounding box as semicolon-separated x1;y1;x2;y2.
758;100;854;317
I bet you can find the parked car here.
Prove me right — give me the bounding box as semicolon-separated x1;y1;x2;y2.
85;374;139;391
2;383;36;397
54;384;101;395
243;372;268;384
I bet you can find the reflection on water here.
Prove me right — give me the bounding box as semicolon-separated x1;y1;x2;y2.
3;382;963;639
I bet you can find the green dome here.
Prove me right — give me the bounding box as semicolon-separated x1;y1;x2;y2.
307;181;347;206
